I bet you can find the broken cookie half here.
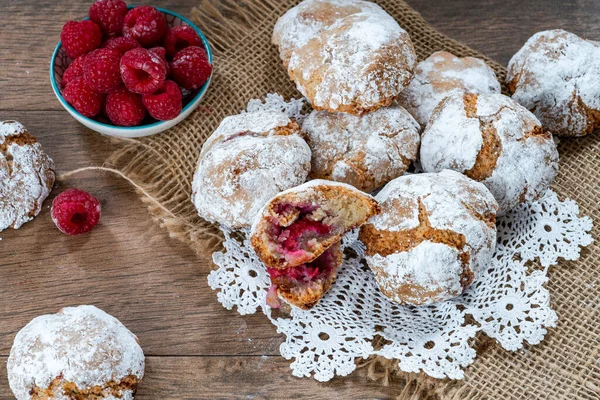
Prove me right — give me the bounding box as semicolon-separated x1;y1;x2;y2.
251;180;380;310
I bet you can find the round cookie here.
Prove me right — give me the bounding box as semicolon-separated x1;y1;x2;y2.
359;170;498;305
0;121;55;232
507;29;600;137
301;105;420;192
420;92;559;214
398;51;501;126
272;0;382;68
276;0;416;115
192;110;311;229
7;305;145;400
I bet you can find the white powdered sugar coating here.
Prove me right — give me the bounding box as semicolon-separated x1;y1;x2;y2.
200;110;292;159
0;121;55;232
507;29;600;137
398;51;501;126
7;305;145;400
420;93;559;214
272;0;382;66
283;0;416;113
369;241;464;304
364;170;498;304
302;105;420;192
192;111;311;229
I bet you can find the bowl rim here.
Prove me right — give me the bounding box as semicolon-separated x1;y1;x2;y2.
49;6;213;131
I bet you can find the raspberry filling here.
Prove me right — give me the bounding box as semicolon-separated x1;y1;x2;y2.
266;246;339;309
269;204;332;265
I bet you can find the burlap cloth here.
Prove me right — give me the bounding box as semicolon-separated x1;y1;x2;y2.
104;1;600;398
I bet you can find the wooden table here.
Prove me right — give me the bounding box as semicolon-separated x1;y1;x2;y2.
1;0;598;398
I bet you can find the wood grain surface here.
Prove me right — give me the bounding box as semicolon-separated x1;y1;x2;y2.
1;0;599;399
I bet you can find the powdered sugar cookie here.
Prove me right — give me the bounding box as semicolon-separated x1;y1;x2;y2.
251;180;380;309
398;51;501;126
192;110;311;229
272;0;383;67
0;121;55;232
275;0;416;115
359;170;498;305
507;29;600;137
302;105;420;192
7;305;145;400
420;93;559;214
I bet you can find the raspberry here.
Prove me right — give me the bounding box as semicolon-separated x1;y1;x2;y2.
63;77;104;117
149;47;170;75
170;46;212;90
60;20;102;59
163;25;202;59
83;48;122;93
51;188;101;235
142;80;182;120
105;88;146;126
61;55;86;88
102;36;140;55
120;48;167;95
122;6;167;47
89;0;128;38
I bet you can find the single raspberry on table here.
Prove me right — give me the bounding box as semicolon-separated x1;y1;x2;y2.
163;25;202;59
120;48;167;95
60;20;102;59
89;0;128;37
105;88;146;126
142;80;182;120
170;46;212;90
102;36;140;55
61;55;87;88
149;47;170;75
51;188;101;235
83;48;122;93
63;77;104;117
122;6;167;47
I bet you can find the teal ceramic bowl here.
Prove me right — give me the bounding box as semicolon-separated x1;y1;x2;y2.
50;6;212;138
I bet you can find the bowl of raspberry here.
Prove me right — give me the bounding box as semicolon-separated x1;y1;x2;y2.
50;1;213;138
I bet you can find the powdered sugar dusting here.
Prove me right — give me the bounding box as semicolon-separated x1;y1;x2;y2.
192;111;311;229
507;29;600;137
365;170;498;303
398;51;501;126
302;105;420;192
283;0;416;113
0;121;55;232
7;305;144;400
370;241;464;304
421;93;559;213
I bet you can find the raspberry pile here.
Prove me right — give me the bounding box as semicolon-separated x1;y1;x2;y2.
60;0;212;126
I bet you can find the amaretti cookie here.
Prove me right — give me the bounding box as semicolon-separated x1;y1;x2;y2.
359;170;498;305
398;51;501;126
420;93;559;213
301;105;420;192
507;29;600;137
0;121;55;232
274;0;417;115
192;110;311;229
7;305;145;400
251;180;380;309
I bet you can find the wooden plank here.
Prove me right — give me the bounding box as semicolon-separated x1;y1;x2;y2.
0;356;397;399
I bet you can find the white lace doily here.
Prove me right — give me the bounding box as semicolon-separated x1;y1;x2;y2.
207;95;594;381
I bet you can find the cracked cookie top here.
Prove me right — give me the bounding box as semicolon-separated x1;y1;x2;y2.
420;93;559;213
0;121;55;232
359;170;498;305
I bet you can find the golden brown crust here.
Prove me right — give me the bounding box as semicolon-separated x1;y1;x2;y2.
30;374;140;400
